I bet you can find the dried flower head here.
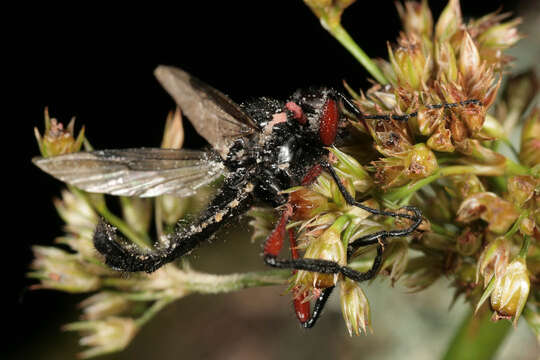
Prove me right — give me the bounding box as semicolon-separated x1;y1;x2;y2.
34;108;85;157
490;257;530;326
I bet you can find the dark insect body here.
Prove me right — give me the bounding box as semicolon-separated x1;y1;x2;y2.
34;66;479;327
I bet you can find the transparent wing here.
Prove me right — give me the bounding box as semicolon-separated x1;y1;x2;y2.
154;65;259;157
33;148;225;197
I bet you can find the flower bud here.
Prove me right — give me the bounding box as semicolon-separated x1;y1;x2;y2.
458;32;481;83
80;292;131;320
427;123;455;152
120;197;152;235
476;237;510;286
490;258;530;326
417;105;444;136
459;103;486;136
373;156;410;189
63;317;138;358
519;217;535;237
477;18;522;51
300;212;339;238
395;0;433;38
520;108;540;168
328;147;372;193
161;108;184;149
456;227;482;256
54;190;98;230
296;216;348;288
450;174;485;200
290;188;330;220
456;192;519;234
507;175;536;208
34;108;85;157
435;0;462;42
304;0;356;28
248;207;277;244
435;41;458;82
340;278;372;335
29;246;101;293
388;35;430;90
404;143;438;180
379;238;408;285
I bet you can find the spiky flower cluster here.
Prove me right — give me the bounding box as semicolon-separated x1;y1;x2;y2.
29;0;539;357
298;0;539;339
30;110;290;358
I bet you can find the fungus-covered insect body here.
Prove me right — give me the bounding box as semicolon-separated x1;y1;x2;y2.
35;66;482;327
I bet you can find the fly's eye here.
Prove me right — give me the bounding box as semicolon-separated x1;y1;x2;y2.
318;98;339;146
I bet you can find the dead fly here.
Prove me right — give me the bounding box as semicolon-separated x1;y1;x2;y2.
33;66;479;327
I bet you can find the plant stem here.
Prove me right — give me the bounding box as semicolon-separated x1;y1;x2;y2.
182;269;291;293
382;160;529;203
104;268;291;294
443;308;512;360
136;297;174;327
322;21;389;85
71;186;152;249
131;269;291;326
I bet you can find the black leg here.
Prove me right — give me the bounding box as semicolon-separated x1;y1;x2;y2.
94;175;255;273
320;161;422;257
264;245;384;284
262;160;422;327
301;287;335;329
335;90;482;123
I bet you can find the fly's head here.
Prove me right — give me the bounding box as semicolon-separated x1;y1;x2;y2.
288;88;351;147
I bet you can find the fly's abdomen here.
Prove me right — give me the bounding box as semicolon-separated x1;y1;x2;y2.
93;175;255;273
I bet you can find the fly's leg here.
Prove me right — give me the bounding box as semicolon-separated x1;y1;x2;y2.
320;161;422;257
262;205;362;328
319;160;421;279
94;175;255;273
301;287;335;329
289;229;311;325
264;161;421;282
336;90;482;123
288;228;337;329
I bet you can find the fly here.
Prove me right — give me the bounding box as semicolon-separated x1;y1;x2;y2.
33;66;480;327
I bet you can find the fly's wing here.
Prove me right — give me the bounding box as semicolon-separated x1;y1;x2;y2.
33;148;225;197
154;65;259;157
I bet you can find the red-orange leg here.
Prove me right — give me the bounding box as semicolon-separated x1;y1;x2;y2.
263;204;293;257
289;229;310;325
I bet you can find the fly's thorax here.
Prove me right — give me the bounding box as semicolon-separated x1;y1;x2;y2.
222;137;255;171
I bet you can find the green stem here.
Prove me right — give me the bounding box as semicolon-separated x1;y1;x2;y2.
97;204;152;249
382;161;529;202
319;19;388;84
104;268;291;294
443;308;512;360
71;186;152;249
182;269;290;293
132;269;291;327
503;211;528;239
518;235;531;258
505;158;530;176
136;297;174;327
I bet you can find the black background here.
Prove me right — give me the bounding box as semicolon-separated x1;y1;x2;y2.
8;1;521;358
